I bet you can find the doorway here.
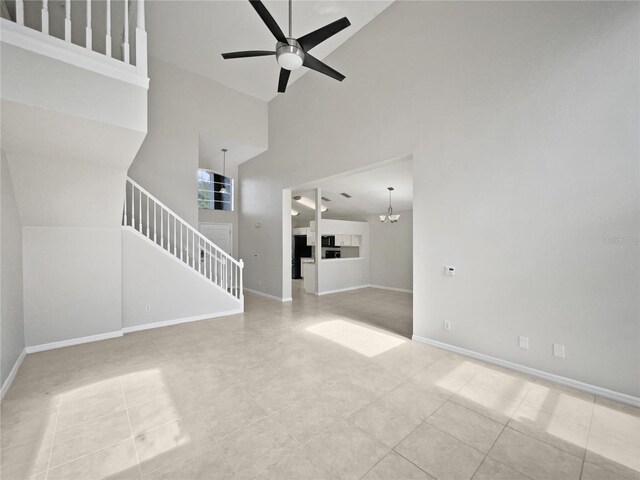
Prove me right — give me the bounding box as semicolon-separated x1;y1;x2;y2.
283;155;414;337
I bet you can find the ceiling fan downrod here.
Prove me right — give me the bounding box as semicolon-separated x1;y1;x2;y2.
288;0;292;38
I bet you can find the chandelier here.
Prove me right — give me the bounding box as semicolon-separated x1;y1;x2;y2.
380;187;400;223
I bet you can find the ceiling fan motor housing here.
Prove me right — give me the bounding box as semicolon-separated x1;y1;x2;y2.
276;38;305;70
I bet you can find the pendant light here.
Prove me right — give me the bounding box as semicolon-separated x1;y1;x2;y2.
219;148;228;194
380;187;400;223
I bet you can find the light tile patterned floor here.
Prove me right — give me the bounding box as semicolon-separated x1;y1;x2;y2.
1;286;639;480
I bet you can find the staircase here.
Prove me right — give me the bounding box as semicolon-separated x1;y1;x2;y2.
123;177;244;304
2;0;242;351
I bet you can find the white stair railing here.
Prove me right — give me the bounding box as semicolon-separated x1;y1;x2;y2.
123;177;244;302
9;0;147;77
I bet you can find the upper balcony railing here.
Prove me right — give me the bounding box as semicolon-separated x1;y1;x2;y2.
4;0;147;79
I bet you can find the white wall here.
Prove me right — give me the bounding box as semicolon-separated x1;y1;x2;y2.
1;43;147;134
1;42;147;228
121;228;241;329
129;57;268;234
318;259;369;294
1;34;148;351
22;227;123;347
239;2;639;396
1;151;25;386
368;210;412;292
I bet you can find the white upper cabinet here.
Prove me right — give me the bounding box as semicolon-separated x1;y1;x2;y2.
331;234;360;246
293;227;311;237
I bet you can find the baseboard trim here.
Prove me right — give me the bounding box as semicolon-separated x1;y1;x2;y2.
244;288;290;302
23;310;244;355
412;335;640;408
369;285;413;293
122;309;243;333
317;285;370;296
1;349;26;399
26;331;123;354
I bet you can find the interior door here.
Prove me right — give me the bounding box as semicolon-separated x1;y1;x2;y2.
199;223;232;254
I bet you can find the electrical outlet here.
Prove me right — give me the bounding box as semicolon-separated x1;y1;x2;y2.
518;336;529;349
443;321;452;331
444;265;456;276
145;305;151;312
553;343;565;358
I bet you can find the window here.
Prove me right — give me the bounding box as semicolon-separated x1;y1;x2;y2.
197;169;233;211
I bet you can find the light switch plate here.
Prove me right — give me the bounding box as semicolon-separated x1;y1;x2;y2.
553;343;565;358
518;336;529;349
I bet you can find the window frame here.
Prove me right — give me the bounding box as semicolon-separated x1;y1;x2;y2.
197;168;234;212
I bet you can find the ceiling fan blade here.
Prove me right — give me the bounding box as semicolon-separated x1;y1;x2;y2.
222;50;275;59
303;54;345;82
278;68;291;93
249;0;288;43
297;17;351;52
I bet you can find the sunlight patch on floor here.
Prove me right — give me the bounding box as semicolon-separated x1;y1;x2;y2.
431;361;479;394
305;319;406;357
63;370;191;470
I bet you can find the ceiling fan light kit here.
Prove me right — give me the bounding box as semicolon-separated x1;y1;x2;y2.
277;39;304;70
221;0;351;93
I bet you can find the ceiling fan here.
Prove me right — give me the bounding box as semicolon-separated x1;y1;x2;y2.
221;0;351;94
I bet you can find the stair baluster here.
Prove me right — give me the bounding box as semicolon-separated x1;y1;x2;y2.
122;178;244;302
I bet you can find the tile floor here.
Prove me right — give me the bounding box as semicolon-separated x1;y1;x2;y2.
1;287;639;480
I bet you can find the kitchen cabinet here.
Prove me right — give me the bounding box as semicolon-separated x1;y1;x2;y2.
307;235;316;246
333;234;361;247
293;227;311;237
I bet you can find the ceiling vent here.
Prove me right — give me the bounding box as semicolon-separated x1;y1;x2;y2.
292;195;302;200
321;196;331;202
340;192;352;198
